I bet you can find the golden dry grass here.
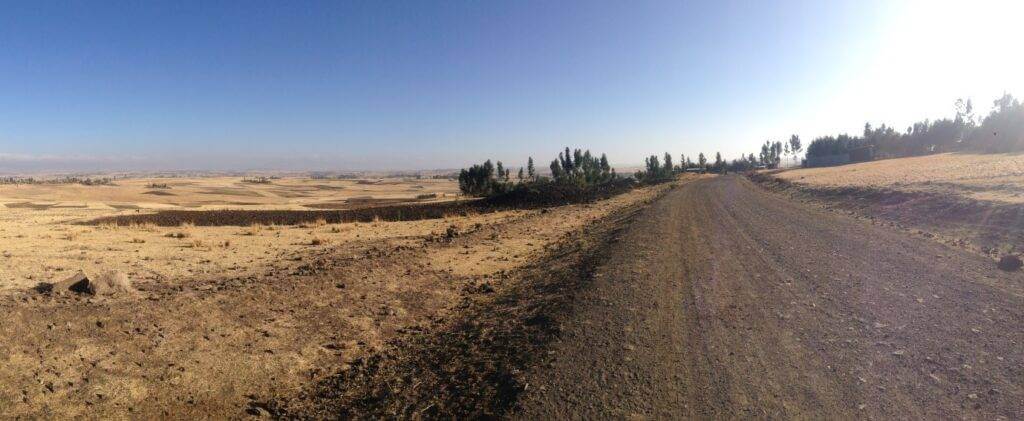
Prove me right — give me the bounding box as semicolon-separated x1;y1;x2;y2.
0;175;460;211
0;173;688;418
777;152;1024;203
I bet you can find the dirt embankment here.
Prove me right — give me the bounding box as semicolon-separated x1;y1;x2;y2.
86;179;640;227
264;181;661;418
749;171;1024;259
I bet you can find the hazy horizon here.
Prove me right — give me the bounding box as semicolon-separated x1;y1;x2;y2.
2;0;1022;172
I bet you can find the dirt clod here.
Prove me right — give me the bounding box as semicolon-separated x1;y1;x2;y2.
996;255;1022;271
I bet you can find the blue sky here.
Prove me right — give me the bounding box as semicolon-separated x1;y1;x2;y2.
1;0;1021;172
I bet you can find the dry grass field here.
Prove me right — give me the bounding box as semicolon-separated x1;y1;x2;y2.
776;152;1024;204
0;174;683;418
0;176;460;211
0;177;458;292
761;152;1024;260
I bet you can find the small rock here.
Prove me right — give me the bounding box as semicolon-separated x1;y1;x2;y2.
246;402;272;417
52;270;135;296
997;255;1022;271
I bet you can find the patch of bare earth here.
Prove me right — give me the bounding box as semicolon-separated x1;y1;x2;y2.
265;179;686;418
0;179;678;418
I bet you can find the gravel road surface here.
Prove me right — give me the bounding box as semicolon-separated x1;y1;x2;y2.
515;175;1023;419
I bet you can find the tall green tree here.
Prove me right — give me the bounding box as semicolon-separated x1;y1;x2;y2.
788;134;802;159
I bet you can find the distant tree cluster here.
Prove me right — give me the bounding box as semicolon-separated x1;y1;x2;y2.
633;150;749;180
0;176;115;186
458;159;502;197
634;152;676;182
803;93;1024;162
548;147;615;185
459;147;619;197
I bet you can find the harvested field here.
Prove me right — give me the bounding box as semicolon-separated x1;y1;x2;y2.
756;153;1024;258
0;176;459;211
87;178;640;227
776;152;1024;204
0;172;685;418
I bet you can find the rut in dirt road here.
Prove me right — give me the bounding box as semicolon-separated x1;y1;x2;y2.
514;175;1024;419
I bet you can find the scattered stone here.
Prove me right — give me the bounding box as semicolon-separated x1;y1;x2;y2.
997;255;1022;271
246;402;272;417
50;270;136;296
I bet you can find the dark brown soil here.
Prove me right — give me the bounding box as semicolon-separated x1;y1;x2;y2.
263;182;652;418
3;202;54;210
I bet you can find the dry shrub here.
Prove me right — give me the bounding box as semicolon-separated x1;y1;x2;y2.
129;222;157;232
299;218;328;229
330;225;342;233
244;222;264;236
189;239;204;248
166;231;190;239
130;238;146;244
62;231;80;241
221;240;231;248
309;237;326;246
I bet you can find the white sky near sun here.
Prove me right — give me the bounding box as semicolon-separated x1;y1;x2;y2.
762;0;1023;148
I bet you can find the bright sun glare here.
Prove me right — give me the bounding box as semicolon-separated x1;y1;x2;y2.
784;0;1024;144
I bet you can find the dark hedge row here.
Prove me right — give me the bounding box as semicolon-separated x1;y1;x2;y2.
85;179;640;227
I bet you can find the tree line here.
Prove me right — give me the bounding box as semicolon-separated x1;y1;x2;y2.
804;93;1024;161
0;176;116;186
459;147;655;197
459;144;795;198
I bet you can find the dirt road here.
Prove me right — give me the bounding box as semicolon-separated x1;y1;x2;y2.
515;175;1023;419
